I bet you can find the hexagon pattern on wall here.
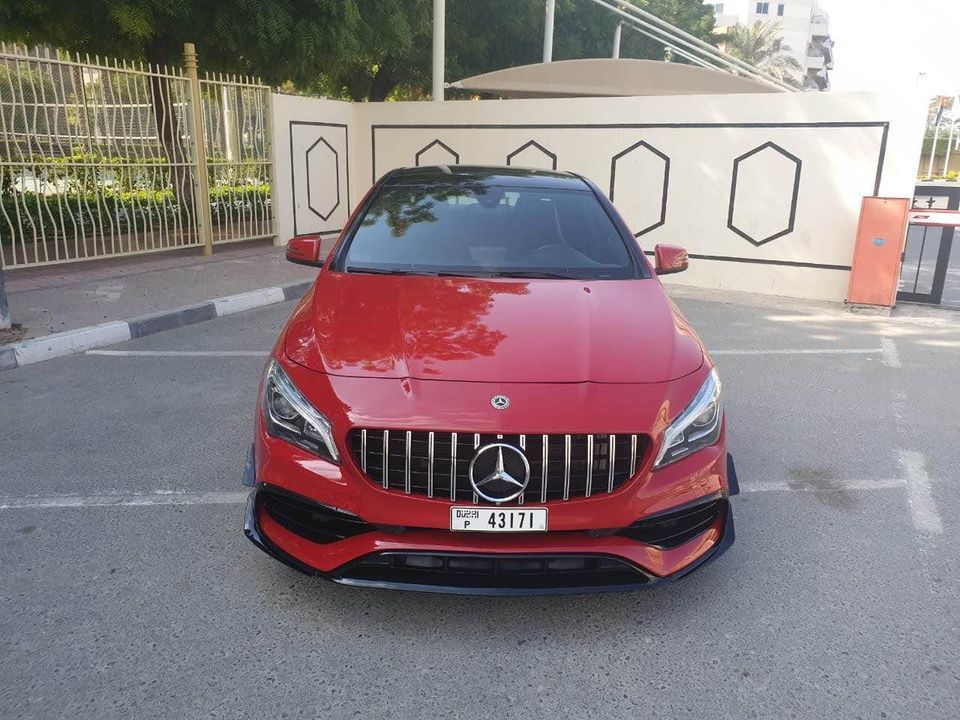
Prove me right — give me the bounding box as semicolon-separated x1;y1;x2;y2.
415;139;460;166
506;140;557;170
727;142;802;246
306;137;340;221
609;141;670;236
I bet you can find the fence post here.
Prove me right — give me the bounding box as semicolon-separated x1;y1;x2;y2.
0;264;11;331
183;43;214;256
264;90;282;247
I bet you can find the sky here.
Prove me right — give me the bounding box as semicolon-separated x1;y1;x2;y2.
825;0;960;94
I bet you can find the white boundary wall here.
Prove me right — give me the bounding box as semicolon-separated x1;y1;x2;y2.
271;91;924;301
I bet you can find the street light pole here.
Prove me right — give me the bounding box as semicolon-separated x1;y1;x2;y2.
612;21;622;58
543;0;556;63
432;0;445;101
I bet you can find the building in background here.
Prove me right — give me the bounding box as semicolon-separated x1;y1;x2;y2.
705;1;833;90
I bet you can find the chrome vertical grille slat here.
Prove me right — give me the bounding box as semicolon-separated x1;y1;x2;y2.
608;434;616;493
361;429;367;472
347;430;649;504
427;431;435;499
382;430;389;489
518;435;526;505
404;430;412;494
450;431;458;501
585;435;594;498
541;435;549;503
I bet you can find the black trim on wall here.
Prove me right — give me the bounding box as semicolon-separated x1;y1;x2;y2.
369;121;889;269
609;140;670;237
305;137;340;221
727;141;802;247
289;121;350;237
414;139;460;167
506;140;557;170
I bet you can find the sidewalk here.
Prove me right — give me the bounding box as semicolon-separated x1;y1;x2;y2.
3;238;334;340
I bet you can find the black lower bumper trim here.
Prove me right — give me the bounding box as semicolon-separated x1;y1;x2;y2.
243;485;736;595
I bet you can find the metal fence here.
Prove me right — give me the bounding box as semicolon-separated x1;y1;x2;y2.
0;44;274;268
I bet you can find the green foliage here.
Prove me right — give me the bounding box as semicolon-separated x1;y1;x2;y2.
0;185;270;246
1;0;717;101
722;21;804;87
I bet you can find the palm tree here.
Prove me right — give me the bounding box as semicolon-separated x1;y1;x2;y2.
723;21;805;87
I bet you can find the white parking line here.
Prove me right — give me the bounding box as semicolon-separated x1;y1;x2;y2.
740;478;905;493
86;350;269;357
711;348;881;356
880;337;902;368
0;491;249;510
899;451;943;534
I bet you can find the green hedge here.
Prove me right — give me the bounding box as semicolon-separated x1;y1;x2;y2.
0;185;270;245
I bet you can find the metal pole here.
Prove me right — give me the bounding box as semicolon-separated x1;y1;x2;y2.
183;42;214;255
0;265;11;331
945;97;958;177
432;0;445;101
543;0;556;63
927;122;941;179
612;21;622;58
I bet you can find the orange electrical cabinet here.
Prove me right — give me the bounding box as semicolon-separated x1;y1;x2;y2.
847;197;910;307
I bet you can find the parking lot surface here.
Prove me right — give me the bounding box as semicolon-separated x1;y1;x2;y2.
2;286;958;719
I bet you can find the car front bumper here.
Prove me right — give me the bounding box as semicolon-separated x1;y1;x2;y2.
243;454;738;595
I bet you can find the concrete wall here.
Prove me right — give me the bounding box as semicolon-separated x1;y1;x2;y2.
271;94;354;247
271;89;924;301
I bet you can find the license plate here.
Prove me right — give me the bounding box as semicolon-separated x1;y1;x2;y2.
450;507;548;532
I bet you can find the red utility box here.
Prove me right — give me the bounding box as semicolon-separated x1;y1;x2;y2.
847;197;910;307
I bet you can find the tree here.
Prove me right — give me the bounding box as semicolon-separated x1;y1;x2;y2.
0;0;717;102
722;21;804;87
319;0;718;100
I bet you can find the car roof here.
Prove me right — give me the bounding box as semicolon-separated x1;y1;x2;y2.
382;165;589;191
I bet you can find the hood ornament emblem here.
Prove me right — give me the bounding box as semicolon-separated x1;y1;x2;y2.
491;395;510;410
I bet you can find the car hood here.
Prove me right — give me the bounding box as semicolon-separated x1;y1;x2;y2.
284;273;703;383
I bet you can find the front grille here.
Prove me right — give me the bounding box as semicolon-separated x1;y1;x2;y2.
347;430;649;503
334;552;650;590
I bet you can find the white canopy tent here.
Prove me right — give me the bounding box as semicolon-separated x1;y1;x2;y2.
448;58;780;98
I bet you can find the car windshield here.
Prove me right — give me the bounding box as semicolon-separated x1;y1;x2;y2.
340;182;640;280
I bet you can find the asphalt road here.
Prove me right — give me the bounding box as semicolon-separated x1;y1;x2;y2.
1;287;958;719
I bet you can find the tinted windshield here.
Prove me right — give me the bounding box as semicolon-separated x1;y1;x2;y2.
340;182;640;280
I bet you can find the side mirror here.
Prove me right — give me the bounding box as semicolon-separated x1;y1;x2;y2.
654;244;688;275
286;235;324;268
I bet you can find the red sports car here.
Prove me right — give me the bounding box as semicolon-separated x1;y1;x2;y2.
243;165;737;594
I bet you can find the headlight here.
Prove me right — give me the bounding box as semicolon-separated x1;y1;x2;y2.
654;368;722;469
261;359;339;463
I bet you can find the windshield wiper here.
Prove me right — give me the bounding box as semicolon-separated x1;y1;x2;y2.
345;266;418;276
491;270;578;279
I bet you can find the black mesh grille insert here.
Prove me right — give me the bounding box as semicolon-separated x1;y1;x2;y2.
334;552;650;590
347;430;649;504
260;487;374;544
618;498;726;549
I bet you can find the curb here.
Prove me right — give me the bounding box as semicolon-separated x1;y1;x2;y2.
0;280;312;372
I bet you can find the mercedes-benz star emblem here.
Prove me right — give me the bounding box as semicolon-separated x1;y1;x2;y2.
491;395;510;410
468;443;531;503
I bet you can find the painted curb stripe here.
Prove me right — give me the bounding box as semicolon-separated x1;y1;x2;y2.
0;281;312;371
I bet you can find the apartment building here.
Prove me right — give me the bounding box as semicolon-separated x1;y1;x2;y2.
704;0;834;90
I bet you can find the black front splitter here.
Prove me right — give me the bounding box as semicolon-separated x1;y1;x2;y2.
243;485;736;596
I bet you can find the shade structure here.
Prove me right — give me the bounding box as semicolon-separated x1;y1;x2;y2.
449;58;781;98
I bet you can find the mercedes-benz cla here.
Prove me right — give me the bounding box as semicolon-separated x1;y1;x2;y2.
243;165;737;595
